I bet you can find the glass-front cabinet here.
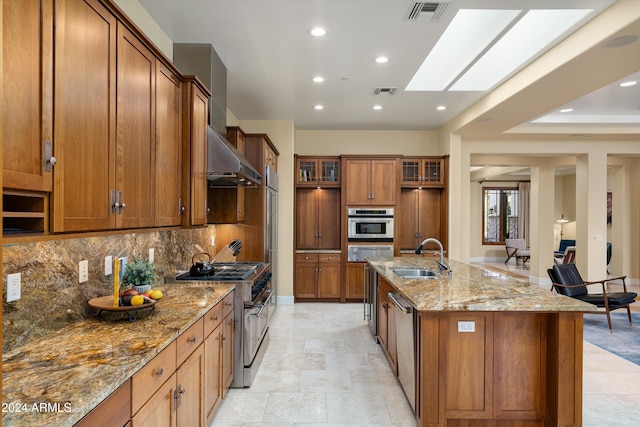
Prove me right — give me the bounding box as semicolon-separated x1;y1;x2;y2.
296;156;340;187
401;157;445;187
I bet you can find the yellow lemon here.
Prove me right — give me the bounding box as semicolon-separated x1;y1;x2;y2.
130;295;145;306
149;289;163;301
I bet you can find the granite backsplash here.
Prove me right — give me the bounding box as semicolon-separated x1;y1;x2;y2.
2;227;217;353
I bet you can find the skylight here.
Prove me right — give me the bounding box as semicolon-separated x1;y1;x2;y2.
406;8;593;93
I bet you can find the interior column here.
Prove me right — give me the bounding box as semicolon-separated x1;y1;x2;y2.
447;133;470;262
575;152;608;280
530;163;556;284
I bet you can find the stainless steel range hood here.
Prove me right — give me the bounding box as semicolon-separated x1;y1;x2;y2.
207;126;262;188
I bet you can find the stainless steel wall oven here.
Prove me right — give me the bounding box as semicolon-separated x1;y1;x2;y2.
347;207;394;242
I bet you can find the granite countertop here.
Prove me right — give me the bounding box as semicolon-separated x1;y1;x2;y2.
2;283;234;427
366;257;596;312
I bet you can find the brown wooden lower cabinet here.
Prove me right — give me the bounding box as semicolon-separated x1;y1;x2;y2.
294;253;341;300
376;276;397;374
417;311;584;427
75;379;131;427
345;262;365;300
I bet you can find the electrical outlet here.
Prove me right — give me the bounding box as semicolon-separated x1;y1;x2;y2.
457;320;475;333
79;260;89;283
7;273;21;302
211;236;216;247
149;248;155;263
105;256;113;276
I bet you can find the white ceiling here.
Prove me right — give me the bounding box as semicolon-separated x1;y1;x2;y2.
138;0;640;136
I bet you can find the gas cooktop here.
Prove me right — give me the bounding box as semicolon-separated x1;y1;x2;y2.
175;262;263;281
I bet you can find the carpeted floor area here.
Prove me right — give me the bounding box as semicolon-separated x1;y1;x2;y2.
583;312;640;366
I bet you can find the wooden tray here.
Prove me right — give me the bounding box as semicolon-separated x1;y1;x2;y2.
88;295;156;321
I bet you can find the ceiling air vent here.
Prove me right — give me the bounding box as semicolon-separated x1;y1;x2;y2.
372;87;397;96
406;1;451;22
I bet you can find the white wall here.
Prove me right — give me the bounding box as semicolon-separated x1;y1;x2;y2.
296;130;439;156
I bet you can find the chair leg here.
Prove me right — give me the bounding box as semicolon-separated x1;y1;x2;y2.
627;306;633;326
606;310;613;333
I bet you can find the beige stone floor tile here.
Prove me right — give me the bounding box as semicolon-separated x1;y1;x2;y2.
326;392;392;424
262;392;327;423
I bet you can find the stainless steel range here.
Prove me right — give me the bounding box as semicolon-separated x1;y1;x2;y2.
175;261;273;387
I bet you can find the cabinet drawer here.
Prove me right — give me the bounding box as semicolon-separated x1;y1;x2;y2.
318;253;341;263
131;341;177;416
296;253;318;263
204;302;223;337
222;290;235;319
177;317;204;367
76;379;131;427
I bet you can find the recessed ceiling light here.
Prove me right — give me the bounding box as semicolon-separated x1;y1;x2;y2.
619;80;638;87
373;105;383;110
375;56;389;64
308;27;327;37
312;76;325;83
436;105;446;111
313;105;324;110
559;108;574;113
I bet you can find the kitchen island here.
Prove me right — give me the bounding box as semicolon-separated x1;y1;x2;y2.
2;283;234;427
367;257;595;427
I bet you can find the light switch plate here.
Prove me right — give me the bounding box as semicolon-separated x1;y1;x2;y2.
79;260;89;283
105;256;113;276
7;273;21;302
149;248;155;263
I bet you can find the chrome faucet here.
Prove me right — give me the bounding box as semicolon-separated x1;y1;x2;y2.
415;238;452;278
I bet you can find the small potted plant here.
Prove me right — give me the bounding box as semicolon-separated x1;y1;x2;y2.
122;256;158;294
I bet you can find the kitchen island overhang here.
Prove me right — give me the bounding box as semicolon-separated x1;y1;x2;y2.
366;257;595;427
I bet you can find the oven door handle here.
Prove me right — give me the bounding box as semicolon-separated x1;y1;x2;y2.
251;289;273;316
251;303;266;317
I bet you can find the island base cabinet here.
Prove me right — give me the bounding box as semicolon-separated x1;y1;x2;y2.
417;312;583;427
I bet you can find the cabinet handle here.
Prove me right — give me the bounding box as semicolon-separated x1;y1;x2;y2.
211;315;218;321
155;368;164;377
188;336;197;344
305;256;309;260
179;198;185;214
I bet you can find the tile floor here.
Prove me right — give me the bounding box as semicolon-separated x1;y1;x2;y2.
210;262;640;426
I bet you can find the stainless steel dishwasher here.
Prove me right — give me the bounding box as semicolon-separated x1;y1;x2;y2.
388;292;416;411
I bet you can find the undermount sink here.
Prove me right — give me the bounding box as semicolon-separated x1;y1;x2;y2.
391;268;440;279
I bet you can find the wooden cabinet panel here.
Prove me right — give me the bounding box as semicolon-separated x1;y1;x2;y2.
345;262;365;300
376;276;397;374
399;188;442;251
318;256;340;298
296;156;340;186
296;188;340;250
76;379;131;427
132;341;177;415
116;23;156;229
2;0;54;192
155;62;183;226
221;310;234;394
295;256;318;299
401;157;445;187
295;253;341;299
52;0;117;232
181;78;209;227
176;317;203;367
176;345;205;427
204;323;222;425
345;158;397;205
131;372;177;427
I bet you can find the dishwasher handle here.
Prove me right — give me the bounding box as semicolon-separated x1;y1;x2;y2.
387;292;411;314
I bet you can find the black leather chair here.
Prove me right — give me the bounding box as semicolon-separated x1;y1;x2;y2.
548;263;637;332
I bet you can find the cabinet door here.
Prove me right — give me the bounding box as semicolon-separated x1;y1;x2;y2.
189;85;209;226
418;189;442;244
371;159;397;204
2;0;53;192
377;285;388;348
318;261;340;299
296;190;318;249
345;160;371;205
116;24;155;229
155;63;182;226
131;372;177;427
52;0;117;232
317;189;341;249
176;345;204;427
399;189;420;250
221;312;234;394
204;324;222;424
295;258;318;298
345;262;365;300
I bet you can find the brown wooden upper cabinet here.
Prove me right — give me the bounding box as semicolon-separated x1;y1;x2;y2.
181;77;210;227
154;62;183;227
400;157;445;187
2;0;54;193
344;158;397;205
51;0;118;232
398;188;442;251
296;156;340;187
